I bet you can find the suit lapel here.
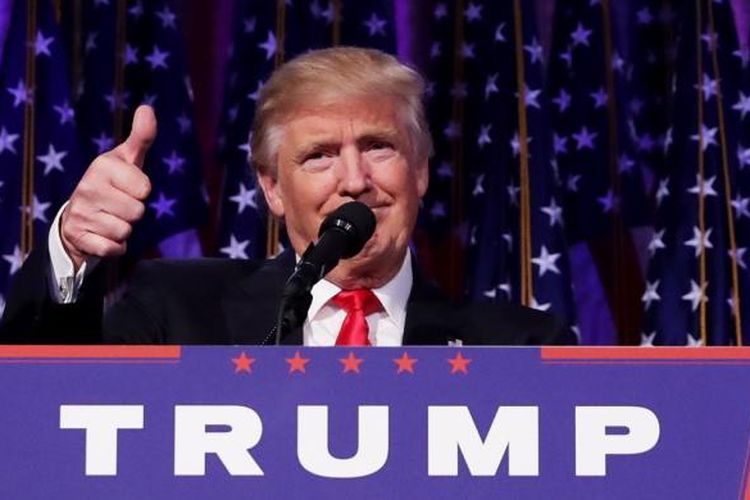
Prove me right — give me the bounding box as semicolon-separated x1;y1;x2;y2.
222;250;301;345
403;258;461;346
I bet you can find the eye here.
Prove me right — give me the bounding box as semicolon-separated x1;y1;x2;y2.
367;140;394;151
301;150;335;171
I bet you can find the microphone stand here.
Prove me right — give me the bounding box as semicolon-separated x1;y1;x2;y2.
272;243;318;345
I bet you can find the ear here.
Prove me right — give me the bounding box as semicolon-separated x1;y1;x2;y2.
257;169;285;217
415;158;429;198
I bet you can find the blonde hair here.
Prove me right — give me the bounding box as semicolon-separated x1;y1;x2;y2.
250;46;432;175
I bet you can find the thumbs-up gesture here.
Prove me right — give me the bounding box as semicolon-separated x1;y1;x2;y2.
60;105;157;270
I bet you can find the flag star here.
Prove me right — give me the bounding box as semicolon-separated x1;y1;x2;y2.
51;100;75;126
443;121;461;139
477;124;492;148
149;192;177;219
156;6;177;28
363;12;387;36
220;234;250;259
92;132;114;153
518;85;541;109
635;132;656;152
484;73;499;100
230;183;257;214
553;133;568;155
450;82;468;99
247;80;264;101
648;229;666;255
33;30;54;56
0;127;20;155
238;137;252;159
37;143;67;175
464;2;482;21
425;81;436;98
656;178;670;205
572;126;597;150
124;44;138;65
636;7;653;24
682;280;708;312
696;73;719;101
104;90;129;111
640;332;656;346
629;97;644;115
566;174;581;192
733;194;750;219
142;93;157;106
641;280;661;310
687;175;718;197
618;154;635;174
540;198;563;227
532;245;562;277
128;1;143;17
436;161;453;178
612;52;626;73
258;31;277;60
494;22;507;42
663;127;673;154
461;42;475;59
701;30;718;51
430;202;447;219
502;232;513;249
510;131;532;157
176;113;191;133
22;195;51;223
524;37;544;64
570;23;592;47
434;3;448;19
243;17;257;34
729;247;747;269
690;124;719;152
552;88;571;112
85;32;98;52
6;79;32;107
473;174;485;196
559;47;573;68
93;0;109;6
686;333;703;347
734;48;750;68
162;150;186;174
430;41;441;59
507;185;520;206
684;226;713;257
597;189;619;213
733;92;750;119
530;296;551;312
738;145;750;168
145;46;170;70
2;245;24;275
590;87;608;108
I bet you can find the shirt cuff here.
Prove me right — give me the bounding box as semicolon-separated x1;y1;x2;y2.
47;201;99;303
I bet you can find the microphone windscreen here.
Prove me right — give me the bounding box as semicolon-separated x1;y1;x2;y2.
319;201;376;258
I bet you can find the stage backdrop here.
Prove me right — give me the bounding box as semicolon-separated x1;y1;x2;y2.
0;0;749;345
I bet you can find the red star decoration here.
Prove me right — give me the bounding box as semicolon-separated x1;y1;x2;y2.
232;351;255;374
286;351;310;374
393;352;418;374
339;351;364;374
447;352;471;374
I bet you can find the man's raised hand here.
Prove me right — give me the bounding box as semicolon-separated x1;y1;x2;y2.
60;105;157;270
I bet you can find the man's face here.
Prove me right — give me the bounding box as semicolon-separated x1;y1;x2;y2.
258;97;428;288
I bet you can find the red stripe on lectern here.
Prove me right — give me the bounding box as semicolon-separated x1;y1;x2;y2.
541;347;750;361
0;345;181;359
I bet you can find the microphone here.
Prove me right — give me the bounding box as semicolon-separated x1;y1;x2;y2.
283;201;376;295
273;201;376;344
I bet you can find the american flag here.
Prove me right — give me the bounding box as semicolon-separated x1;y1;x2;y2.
644;0;750;345
416;1;577;330
215;0;396;261
0;0;85;317
545;0;656;344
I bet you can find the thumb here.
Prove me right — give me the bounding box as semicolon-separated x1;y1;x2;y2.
114;105;157;168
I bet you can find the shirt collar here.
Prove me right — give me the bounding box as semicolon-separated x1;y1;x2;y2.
306;251;413;323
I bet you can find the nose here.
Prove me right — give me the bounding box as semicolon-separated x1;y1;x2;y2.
337;147;370;198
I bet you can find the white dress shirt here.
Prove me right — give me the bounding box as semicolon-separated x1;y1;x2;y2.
47;202;413;346
303;251;412;346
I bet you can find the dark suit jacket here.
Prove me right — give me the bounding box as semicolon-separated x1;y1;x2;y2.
0;244;575;345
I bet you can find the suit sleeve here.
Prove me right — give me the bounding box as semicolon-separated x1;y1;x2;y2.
0;243;105;343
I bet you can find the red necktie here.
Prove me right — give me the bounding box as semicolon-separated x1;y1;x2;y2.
331;289;383;346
